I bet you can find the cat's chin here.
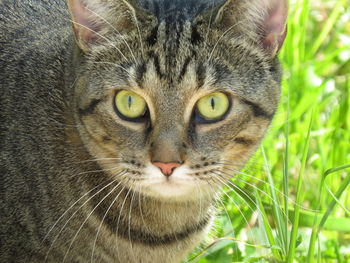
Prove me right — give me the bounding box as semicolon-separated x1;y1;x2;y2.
136;165;211;201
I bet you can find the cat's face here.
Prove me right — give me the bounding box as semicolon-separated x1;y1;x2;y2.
69;0;287;201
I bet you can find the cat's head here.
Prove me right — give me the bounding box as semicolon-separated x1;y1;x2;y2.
67;0;287;201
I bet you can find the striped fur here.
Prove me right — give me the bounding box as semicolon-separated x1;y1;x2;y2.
0;0;287;262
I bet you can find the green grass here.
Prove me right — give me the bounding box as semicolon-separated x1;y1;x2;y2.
190;0;350;262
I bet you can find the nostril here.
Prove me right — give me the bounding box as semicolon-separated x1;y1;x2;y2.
152;162;182;176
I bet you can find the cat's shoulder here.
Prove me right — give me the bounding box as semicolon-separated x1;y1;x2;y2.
0;0;72;78
0;0;69;48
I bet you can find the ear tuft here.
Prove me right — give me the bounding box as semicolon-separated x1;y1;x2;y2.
68;0;99;51
259;0;288;56
216;0;288;57
67;0;135;52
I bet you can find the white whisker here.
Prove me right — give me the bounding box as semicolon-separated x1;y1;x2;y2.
128;186;137;263
90;185;126;263
62;178;124;262
137;185;150;233
44;173;124;261
115;186;132;263
42;183;102;245
68;19;129;61
221;166;319;212
207;22;241;63
84;6;138;63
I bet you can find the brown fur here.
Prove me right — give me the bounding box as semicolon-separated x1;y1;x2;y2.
0;0;287;262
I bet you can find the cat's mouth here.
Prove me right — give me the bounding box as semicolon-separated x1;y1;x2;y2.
134;164;210;200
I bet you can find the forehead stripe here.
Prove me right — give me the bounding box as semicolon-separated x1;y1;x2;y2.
178;56;192;82
153;54;164;79
135;61;147;88
146;25;159;46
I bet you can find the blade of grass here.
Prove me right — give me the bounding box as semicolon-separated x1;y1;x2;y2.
283;83;290;249
188;236;278;262
306;171;326;262
263;206;350;232
308;0;346;57
334;240;344;263
262;147;288;257
255;189;282;261
318;164;350;232
289;0;310;72
317;239;321;263
307;164;350;262
286;111;313;263
324;183;350;217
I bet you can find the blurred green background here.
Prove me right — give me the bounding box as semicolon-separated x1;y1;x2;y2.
190;0;350;262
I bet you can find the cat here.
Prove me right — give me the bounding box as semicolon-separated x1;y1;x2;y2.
0;0;287;262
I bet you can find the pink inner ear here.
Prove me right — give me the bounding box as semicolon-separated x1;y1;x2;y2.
260;1;288;56
69;0;99;49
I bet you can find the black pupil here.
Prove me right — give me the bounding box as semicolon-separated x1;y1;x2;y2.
211;97;215;110
128;96;132;109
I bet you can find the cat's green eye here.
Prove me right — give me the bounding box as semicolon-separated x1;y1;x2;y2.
114;90;146;119
196;92;230;121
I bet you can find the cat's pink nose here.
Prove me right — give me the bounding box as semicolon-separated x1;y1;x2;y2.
152;162;182;176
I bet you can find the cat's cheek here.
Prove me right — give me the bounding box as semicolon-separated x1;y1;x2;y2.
137;165;205;201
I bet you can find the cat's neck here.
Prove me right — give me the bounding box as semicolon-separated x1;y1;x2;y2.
84;175;215;242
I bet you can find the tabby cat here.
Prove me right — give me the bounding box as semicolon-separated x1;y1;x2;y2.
0;0;287;262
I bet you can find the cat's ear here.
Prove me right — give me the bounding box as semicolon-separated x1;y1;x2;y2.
67;0;135;52
215;0;288;57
